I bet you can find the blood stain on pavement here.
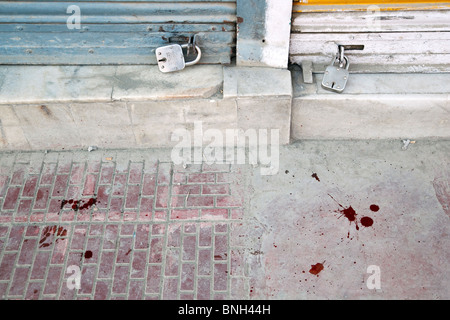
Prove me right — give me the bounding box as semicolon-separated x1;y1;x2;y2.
60;197;97;212
328;194;376;231
39;225;68;248
328;194;360;230
309;262;325;276
360;216;374;227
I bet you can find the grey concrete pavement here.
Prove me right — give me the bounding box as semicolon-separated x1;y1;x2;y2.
244;139;450;299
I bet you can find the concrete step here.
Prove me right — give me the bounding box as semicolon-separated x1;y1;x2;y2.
0;64;448;151
0;65;292;151
0;65;224;104
291;68;449;140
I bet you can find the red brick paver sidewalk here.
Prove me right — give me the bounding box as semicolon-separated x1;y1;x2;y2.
0;151;249;300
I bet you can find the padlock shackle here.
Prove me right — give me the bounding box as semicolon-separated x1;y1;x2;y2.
181;44;202;67
333;55;349;70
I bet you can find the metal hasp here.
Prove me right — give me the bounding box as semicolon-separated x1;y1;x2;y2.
156;36;202;73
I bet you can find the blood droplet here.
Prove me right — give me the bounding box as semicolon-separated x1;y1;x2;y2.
309;262;324;275
84;250;93;259
370;204;379;212
360;216;374;227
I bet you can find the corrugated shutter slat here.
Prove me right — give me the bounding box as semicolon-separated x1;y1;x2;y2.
0;1;236;65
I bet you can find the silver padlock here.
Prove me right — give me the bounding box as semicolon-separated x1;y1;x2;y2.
156;44;201;73
321;56;349;93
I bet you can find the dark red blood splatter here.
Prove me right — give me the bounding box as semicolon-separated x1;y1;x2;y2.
370;204;380;212
79;198;97;210
309;263;324;275
60;199;68;209
39;225;67;248
360;216;374;227
56;226;67;236
340;206;357;222
61;197;97;212
84;250;93;259
312;173;320;182
328;194;360;230
339;206;359;230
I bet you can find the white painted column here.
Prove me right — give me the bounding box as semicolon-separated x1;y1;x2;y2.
261;0;293;69
236;0;293;69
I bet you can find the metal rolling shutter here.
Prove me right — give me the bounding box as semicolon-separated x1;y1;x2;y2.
290;0;450;73
0;0;236;65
